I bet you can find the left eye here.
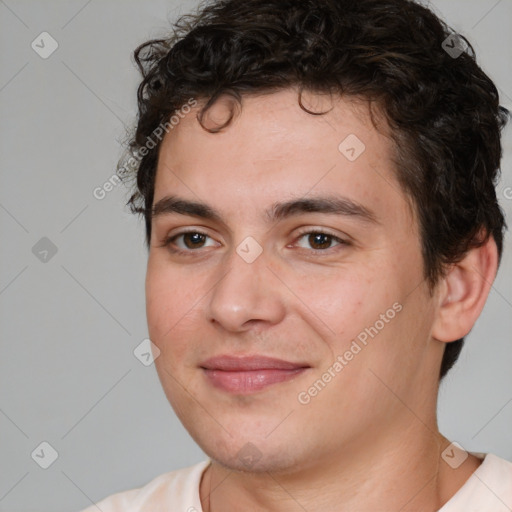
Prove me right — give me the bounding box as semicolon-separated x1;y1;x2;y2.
295;231;345;251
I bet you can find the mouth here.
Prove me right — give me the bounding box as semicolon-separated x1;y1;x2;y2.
200;355;310;394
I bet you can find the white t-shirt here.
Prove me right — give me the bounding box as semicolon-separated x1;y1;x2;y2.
79;453;512;511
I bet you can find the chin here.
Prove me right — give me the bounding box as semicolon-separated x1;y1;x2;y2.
195;429;305;474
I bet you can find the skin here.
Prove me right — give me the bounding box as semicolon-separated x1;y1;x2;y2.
145;88;497;511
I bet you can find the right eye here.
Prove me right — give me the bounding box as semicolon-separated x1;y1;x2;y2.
160;230;219;253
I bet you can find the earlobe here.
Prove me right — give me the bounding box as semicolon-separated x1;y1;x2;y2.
431;235;499;343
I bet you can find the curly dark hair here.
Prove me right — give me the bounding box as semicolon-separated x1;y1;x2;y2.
120;0;509;379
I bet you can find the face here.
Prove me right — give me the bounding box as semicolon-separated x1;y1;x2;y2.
146;89;442;474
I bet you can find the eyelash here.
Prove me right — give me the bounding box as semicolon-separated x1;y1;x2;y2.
159;228;349;256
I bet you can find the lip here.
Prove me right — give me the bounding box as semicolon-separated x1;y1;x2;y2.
201;355;310;393
201;355;309;371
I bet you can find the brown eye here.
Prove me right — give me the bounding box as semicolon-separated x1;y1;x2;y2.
307;233;333;250
295;231;345;251
160;230;217;252
182;232;207;249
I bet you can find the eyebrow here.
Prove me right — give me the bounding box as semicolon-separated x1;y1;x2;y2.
151;195;378;225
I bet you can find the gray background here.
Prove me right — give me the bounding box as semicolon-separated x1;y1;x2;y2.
0;1;510;511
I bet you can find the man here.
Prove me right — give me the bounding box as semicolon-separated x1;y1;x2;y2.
82;0;511;510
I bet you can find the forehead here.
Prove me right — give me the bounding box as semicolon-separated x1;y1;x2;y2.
153;88;413;230
159;89;390;166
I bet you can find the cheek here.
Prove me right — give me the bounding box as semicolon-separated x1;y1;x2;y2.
290;264;398;348
145;260;201;353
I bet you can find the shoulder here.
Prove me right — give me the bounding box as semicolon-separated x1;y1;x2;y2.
77;459;210;512
440;453;512;512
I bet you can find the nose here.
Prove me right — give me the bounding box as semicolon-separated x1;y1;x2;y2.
206;247;286;332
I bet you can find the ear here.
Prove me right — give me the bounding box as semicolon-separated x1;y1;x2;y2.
431;234;499;343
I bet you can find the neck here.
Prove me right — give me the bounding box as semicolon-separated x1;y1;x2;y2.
199;423;482;512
